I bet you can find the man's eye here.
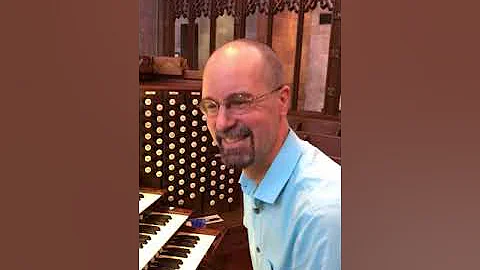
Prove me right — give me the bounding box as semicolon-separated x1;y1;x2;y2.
228;94;252;106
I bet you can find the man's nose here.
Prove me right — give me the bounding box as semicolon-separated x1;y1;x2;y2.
215;105;235;132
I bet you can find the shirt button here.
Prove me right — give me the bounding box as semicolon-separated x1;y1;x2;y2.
256;246;261;253
254;208;260;214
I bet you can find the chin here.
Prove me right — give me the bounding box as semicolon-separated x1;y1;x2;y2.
220;154;254;169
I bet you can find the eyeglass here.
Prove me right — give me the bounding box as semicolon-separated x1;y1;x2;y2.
198;85;283;117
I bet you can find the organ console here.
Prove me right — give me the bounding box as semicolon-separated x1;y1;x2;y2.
138;56;245;270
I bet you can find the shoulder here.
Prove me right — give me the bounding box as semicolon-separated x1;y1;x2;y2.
289;140;341;223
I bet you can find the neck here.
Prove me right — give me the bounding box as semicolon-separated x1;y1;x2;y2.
243;121;290;184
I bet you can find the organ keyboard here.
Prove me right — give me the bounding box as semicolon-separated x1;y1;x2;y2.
142;229;218;270
139;191;220;270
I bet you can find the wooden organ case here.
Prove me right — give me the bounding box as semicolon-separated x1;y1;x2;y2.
139;57;248;270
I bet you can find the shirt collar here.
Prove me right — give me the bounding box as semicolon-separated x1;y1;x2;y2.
239;129;302;204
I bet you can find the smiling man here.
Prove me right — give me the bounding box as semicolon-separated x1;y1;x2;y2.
200;39;341;270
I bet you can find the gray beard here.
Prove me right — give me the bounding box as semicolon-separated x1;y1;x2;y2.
218;136;255;169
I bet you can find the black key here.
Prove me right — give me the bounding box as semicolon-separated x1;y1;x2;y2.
147;266;177;270
139;237;148;245
139;234;151;241
163;247;190;254
143;218;167;226
149;214;172;221
159;250;189;258
140;225;160;234
149;258;182;268
157;258;182;265
171;234;200;241
166;240;196;248
170;237;199;244
140;193;144;199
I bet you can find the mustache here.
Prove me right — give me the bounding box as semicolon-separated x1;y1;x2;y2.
216;124;252;144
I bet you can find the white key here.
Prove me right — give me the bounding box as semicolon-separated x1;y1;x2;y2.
139;192;162;214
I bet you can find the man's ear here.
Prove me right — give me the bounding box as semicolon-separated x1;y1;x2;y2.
278;85;291;116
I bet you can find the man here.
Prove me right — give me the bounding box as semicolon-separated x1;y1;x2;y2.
199;39;341;270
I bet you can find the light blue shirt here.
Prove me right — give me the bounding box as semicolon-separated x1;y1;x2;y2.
239;130;341;270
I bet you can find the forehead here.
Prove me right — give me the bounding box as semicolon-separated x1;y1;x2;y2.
202;61;267;101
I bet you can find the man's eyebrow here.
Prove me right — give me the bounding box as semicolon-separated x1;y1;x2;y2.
226;91;252;98
202;91;253;101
